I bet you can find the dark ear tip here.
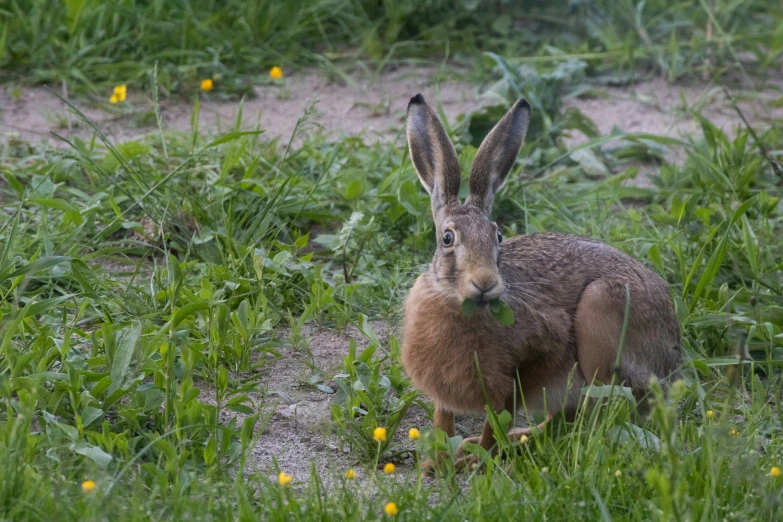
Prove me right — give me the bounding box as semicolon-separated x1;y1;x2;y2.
514;98;531;112
409;93;426;107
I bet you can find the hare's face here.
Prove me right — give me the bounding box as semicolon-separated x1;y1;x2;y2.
406;93;530;309
432;206;503;306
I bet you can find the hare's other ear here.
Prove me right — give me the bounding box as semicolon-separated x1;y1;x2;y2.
406;94;461;217
466;99;530;215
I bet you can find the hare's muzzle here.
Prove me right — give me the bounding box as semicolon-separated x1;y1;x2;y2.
464;267;503;306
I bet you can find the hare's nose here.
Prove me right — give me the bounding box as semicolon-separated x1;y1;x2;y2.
471;279;497;293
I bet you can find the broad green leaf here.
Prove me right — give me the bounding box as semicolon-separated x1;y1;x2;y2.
71;441;113;468
171;300;210;327
108;322;141;396
461;299;477;315
490;300;514;325
581;384;636;405
81;406;104;428
571;148;608;176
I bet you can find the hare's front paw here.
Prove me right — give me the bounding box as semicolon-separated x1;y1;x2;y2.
420;458;437;476
454;453;480;471
456;436;481;455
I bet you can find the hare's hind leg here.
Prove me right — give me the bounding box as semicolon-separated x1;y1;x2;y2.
507;412;553;440
453;421;493;470
574;279;659;403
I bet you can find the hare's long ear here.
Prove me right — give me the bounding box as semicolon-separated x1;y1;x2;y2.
407;94;461;219
466;99;530;215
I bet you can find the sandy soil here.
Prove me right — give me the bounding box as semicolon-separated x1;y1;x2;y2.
0;67;475;146
196;320;481;488
567;77;783;140
4;68;781;152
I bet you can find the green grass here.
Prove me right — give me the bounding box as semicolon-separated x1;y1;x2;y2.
2;0;782;95
2;1;783;520
1;79;782;519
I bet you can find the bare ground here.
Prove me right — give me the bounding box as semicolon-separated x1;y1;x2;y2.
568;77;783;139
0;67;476;146
6;66;783;485
195;320;482;488
3;68;781;152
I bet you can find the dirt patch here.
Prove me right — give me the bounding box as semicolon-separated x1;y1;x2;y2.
196;322;393;482
5;70;781;152
194;319;485;489
568;77;783;139
4;70;781;194
0;67;475;146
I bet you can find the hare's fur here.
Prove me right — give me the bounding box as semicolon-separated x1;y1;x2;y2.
401;94;682;462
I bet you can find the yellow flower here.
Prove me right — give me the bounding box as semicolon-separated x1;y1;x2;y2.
113;84;127;102
706;410;714;419
384;502;398;516
270;66;283;80
772;466;781;478
200;79;213;92
109;94;119;104
520;435;529;444
729;428;740;437
383;463;395;474
615;469;622;478
278;472;293;486
345;468;356;480
373;427;387;442
409;428;420;440
81;480;96;493
541;467;549;474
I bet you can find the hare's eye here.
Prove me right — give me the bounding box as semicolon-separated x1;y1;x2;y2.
443;230;454;247
497;231;503;244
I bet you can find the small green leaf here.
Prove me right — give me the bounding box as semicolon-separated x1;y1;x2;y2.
498;409;512;430
81;406;104;428
648;244;664;275
71;441;113;468
490;300;514;325
461;299;477;315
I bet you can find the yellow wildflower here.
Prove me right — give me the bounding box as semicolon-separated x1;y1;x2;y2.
81;480;96;493
113;85;127;102
706;410;714;419
383;463;395;474
520;435;529;444
200;79;213;92
409;428;420;440
109;94;119;104
729;428;740;437
615;469;622;478
384;502;398;516
278;472;293;486
541;467;549;473
772;466;781;478
345;468;356;480
373;427;387;442
270;66;283;80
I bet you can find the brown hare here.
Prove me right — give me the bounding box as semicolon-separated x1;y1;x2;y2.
401;94;682;469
